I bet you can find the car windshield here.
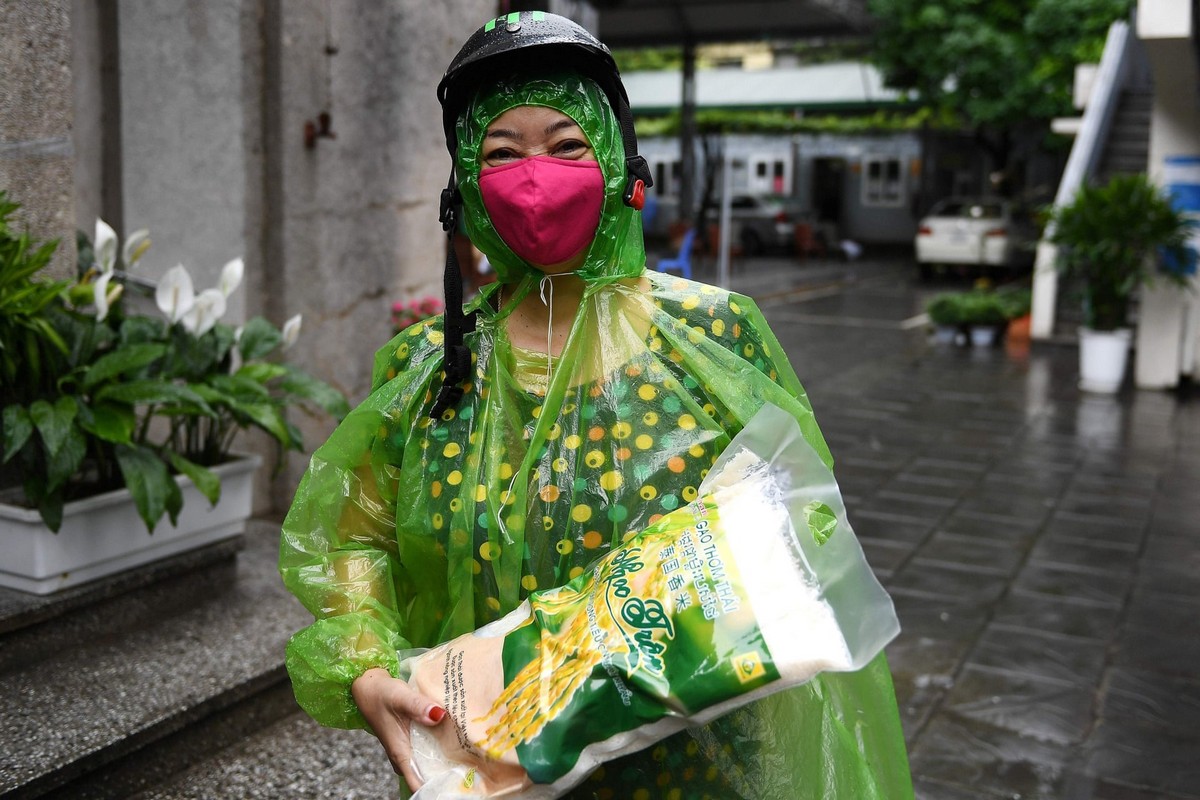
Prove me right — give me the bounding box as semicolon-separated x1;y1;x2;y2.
930;199;1004;219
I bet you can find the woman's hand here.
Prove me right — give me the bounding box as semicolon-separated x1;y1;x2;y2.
351;667;447;791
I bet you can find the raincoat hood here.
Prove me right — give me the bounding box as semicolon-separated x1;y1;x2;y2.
454;70;645;287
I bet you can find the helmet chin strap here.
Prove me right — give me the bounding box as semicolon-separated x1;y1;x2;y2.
430;170;476;420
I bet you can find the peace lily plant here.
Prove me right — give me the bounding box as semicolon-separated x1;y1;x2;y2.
1;193;349;533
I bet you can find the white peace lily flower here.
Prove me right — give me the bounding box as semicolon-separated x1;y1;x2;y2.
94;219;118;275
122;229;151;268
281;314;302;350
218;257;244;297
156;264;195;324
106;281;123;312
227;342;244;375
181;288;227;336
93;271;114;321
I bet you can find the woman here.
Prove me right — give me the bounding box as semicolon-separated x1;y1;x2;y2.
280;12;912;799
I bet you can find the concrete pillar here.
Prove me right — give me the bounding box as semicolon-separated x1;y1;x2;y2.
1135;1;1200;388
70;0;104;237
678;37;696;227
0;0;77;279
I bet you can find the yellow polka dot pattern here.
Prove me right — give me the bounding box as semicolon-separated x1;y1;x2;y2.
374;280;793;795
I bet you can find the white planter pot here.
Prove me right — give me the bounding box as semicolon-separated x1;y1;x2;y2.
1078;327;1132;393
969;325;999;347
0;455;261;595
932;325;961;345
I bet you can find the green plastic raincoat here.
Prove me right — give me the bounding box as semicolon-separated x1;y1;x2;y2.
280;70;913;799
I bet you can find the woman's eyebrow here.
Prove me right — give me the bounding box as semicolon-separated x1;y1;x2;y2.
544;119;580;136
485;127;521;140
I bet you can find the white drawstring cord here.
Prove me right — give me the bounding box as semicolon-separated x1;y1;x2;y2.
538;274;557;389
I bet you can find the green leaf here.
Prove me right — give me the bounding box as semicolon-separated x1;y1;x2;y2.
2;404;33;462
115;444;178;533
238;316;282;361
119;315;166;346
171;324;224;380
36;487;65;533
209;373;271;401
166;451;221;506
279;366;351;418
164;470;184;527
236;402;298;449
77;401;136;444
46;422;87;493
236;362;289;383
30;396;79;457
211;322;237;364
96;380;215;416
83;343;167;389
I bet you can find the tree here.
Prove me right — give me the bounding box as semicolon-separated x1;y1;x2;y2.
867;0;1132;187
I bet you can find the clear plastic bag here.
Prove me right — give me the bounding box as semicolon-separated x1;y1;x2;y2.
402;403;899;798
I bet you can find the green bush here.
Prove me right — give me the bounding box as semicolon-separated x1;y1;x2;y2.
926;290;1010;326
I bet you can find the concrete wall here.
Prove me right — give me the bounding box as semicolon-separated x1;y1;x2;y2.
1135;1;1200;388
264;0;492;505
8;1;523;512
51;0;492;512
0;0;77;279
117;0;250;321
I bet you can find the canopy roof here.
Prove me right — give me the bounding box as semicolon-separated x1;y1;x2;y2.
623;61;902;113
595;0;872;47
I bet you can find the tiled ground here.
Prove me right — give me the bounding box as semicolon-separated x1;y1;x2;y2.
743;257;1200;800
131;256;1199;799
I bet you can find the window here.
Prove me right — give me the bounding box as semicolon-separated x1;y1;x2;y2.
862;156;906;207
749;157;789;195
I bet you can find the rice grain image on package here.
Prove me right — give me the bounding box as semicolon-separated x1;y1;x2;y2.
401;404;900;799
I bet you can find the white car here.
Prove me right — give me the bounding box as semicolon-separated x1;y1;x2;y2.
915;197;1037;277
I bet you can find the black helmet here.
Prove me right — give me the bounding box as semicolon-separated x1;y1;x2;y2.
437;10;652;212
429;11;653;420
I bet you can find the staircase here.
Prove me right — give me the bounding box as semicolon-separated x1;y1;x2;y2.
1096;88;1153;182
0;521;398;799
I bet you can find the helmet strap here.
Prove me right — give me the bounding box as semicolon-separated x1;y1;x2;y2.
613;92;653;209
431;169;477;419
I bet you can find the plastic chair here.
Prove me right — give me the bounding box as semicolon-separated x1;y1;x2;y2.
656;227;695;279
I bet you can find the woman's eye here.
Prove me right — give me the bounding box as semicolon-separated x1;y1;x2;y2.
554;140;588;158
485;148;518;163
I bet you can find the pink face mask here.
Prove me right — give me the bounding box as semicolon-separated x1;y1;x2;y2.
479;156;605;267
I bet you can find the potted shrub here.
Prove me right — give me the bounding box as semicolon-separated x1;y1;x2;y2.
1047;173;1193;393
957;290;1008;347
926;292;965;345
0;195;350;593
927;290;1007;347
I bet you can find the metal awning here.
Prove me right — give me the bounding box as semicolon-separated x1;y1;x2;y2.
595;0;872;47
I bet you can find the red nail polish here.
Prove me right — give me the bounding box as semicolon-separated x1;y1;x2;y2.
428;706;446;723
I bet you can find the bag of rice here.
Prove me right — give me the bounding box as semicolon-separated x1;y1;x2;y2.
402;403;900;798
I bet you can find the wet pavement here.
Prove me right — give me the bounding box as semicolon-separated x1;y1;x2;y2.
118;251;1198;800
702;252;1200;800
